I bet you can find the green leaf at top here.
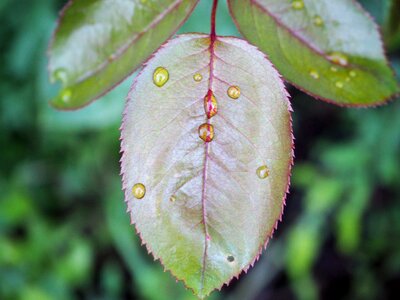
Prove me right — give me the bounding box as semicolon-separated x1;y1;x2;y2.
228;0;400;106
48;0;199;110
120;34;293;297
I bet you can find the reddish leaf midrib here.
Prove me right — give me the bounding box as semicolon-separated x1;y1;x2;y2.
199;34;217;294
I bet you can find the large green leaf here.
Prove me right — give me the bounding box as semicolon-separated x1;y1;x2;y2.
48;0;199;110
120;34;293;298
228;0;399;106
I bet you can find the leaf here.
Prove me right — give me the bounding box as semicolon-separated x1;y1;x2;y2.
120;33;293;297
48;0;199;110
386;0;400;50
228;0;400;106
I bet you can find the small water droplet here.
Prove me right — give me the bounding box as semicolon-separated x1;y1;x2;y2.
169;195;176;203
132;183;146;199
53;68;68;83
335;81;344;89
198;123;214;142
330;66;338;72
309;70;319;79
292;0;304;10
227;255;235;262
193;73;203;82
227;86;241;100
328;52;348;66
204;91;218;118
153;67;169;87
108;53;117;62
313;15;324;26
345;77;351;82
256;165;269;179
349;70;357;77
61;89;72;102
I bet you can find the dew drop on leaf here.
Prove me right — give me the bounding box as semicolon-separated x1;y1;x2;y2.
153;67;169;87
52;68;68;83
335;81;344;89
327;52;349;66
193;73;203;82
227;255;235;263
204;91;218;118
330;66;338;72
291;0;304;10
132;183;146;199
309;70;319;79
169;195;176;203
227;86;241;99
198;123;214;142
61;89;72;103
313;15;324;26
256;165;269;179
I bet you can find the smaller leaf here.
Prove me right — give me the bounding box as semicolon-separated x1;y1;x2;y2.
228;0;400;106
48;0;199;110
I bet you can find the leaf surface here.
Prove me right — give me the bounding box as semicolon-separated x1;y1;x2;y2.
228;0;399;106
48;0;198;110
121;34;293;297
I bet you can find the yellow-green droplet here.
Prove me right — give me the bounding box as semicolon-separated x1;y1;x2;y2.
345;77;351;82
335;81;344;89
328;52;349;66
53;68;68;83
193;73;203;82
313;15;324;26
309;70;319;79
349;70;357;77
132;183;146;199
330;66;338;72
256;165;269;179
198;123;214;142
292;0;304;10
153;67;169;87
227;85;241;100
169;195;176;202
61;89;72;102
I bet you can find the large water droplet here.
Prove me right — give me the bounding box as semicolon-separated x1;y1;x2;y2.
292;0;304;10
227;86;241;100
256;165;269;179
198;123;214;142
204;91;218;119
193;73;203;82
309;70;319;79
328;52;349;66
153;67;169;87
335;81;344;89
61;89;72;103
132;183;146;199
53;68;68;83
313;15;324;26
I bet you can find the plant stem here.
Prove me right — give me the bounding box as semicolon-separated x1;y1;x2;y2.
210;0;218;40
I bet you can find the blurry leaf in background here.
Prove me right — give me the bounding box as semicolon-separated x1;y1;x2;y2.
48;0;199;110
228;0;399;106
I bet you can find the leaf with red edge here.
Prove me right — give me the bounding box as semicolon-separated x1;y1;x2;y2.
121;34;293;298
228;0;400;106
48;0;199;110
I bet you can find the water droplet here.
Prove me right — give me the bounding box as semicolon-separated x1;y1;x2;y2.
153;67;169;87
292;0;304;10
61;89;72;102
198;123;214;142
256;165;269;179
330;66;338;72
309;70;319;79
53;68;68;83
169;195;176;203
335;81;344;89
349;70;357;77
204;91;218;119
227;86;241;100
328;52;348;66
132;183;146;199
313;15;324;26
345;77;351;82
193;73;203;82
108;53;117;62
227;255;235;262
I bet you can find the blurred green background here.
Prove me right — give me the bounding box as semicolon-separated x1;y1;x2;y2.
0;0;399;299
